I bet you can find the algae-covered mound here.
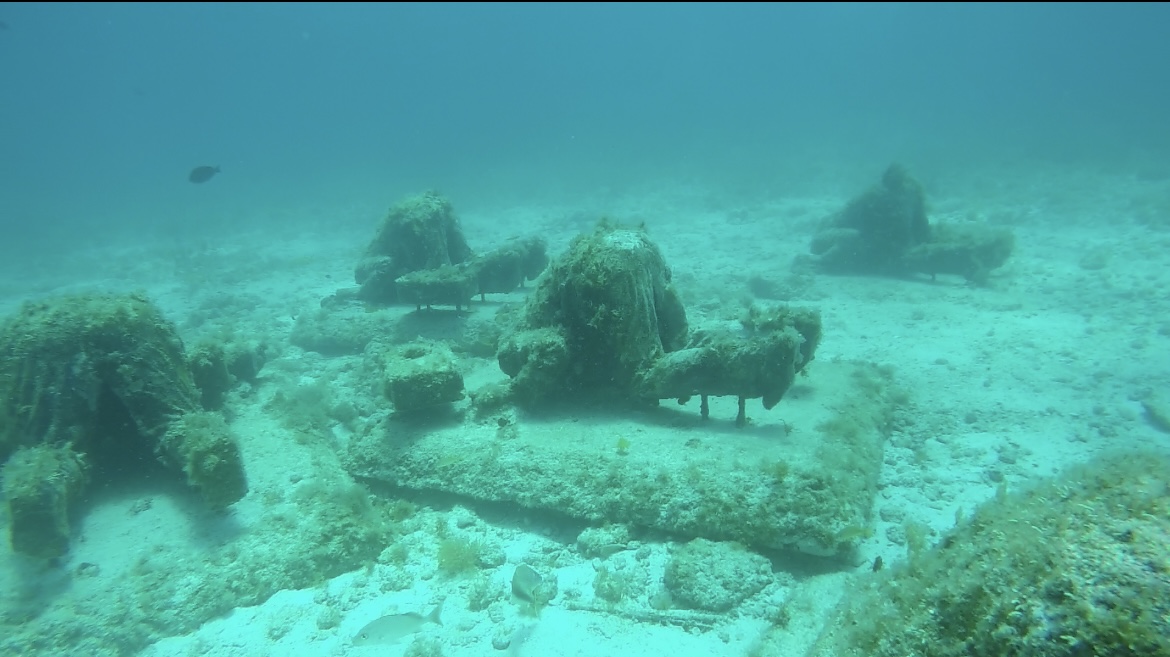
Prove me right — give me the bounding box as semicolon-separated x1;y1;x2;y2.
904;221;1017;285
354;190;475;304
469;235;549;299
392;237;549;311
806;450;1170;657
380;340;466;414
353;191;549;307
636;304;821;426
498;222;689;405
811;163;931;274
809;164;1014;283
0;293;247;558
497;224;821;420
664;538;774;612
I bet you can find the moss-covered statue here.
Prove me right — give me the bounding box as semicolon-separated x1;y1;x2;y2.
496;223;821;424
353;191;548;308
636;304;821;426
380;340;465;415
808;164;1014;284
0;293;248;558
497;222;688;405
354;191;474;304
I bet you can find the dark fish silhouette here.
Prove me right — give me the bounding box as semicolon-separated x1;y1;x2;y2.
188;166;220;184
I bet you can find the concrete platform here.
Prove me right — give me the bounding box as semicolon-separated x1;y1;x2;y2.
348;359;899;560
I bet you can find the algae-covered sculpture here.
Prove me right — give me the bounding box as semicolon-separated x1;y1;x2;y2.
392;237;549;311
497;222;689;405
903;222;1017;285
497;223;822;421
636;305;821;426
468;236;548;300
811;163;931;275
809;164;1014;283
355;191;475;304
394;264;480;311
0;293;248;558
381;341;465;415
354;192;549;308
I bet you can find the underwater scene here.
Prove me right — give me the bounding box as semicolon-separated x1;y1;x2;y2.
1;3;1169;657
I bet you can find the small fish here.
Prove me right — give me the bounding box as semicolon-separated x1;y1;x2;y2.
188;165;220;184
511;564;543;602
352;598;444;646
594;543;629;558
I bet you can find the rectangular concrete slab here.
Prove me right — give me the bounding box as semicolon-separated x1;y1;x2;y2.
347;360;897;559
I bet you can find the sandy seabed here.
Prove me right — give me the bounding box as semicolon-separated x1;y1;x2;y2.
2;161;1168;657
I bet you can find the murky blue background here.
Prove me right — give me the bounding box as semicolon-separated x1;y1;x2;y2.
1;3;1166;249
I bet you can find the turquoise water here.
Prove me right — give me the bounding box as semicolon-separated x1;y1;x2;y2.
1;4;1168;657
